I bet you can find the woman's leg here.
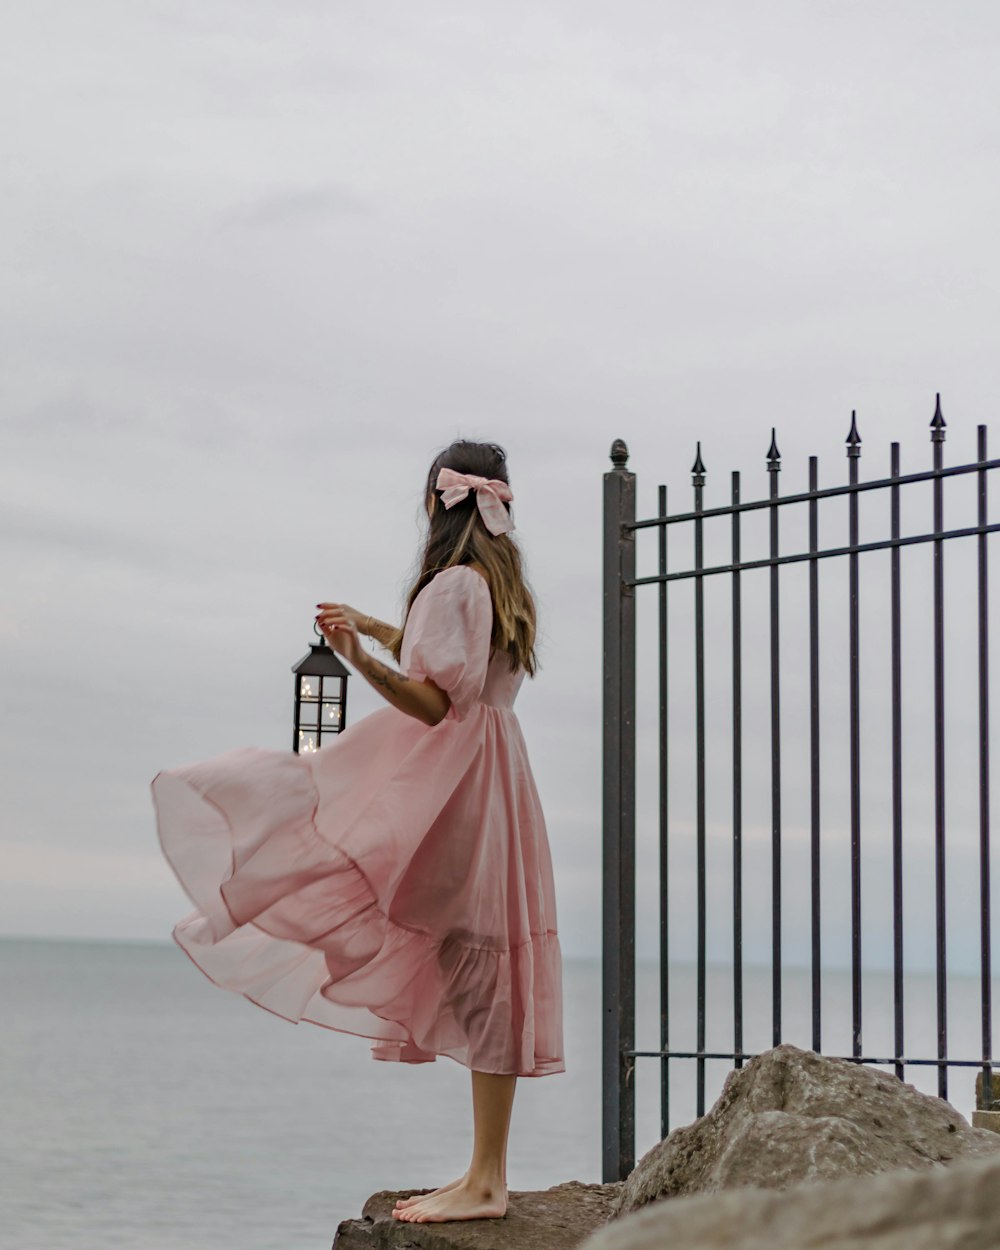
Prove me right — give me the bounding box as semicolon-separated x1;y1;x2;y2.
469;1068;516;1190
392;1070;517;1222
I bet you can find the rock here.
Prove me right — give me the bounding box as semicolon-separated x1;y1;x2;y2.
975;1069;1000;1110
578;1151;1000;1250
973;1110;1000;1134
332;1179;622;1249
611;1043;1000;1218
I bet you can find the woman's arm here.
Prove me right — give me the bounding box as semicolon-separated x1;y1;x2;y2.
350;649;451;727
316;602;449;727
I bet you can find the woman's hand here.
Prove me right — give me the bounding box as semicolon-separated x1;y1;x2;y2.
315;602;364;665
319;602;368;634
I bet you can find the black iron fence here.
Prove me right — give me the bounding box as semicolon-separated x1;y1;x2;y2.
602;396;999;1182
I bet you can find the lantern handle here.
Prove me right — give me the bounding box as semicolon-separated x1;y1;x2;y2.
313;619;324;641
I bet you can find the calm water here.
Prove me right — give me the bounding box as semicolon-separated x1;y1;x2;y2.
1;938;994;1250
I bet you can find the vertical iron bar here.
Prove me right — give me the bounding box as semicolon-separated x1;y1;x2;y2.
602;439;636;1181
693;445;707;1115
767;431;782;1045
731;470;744;1068
978;423;992;1108
931;396;947;1099
847;412;862;1059
658;482;670;1138
890;442;904;1081
809;455;821;1052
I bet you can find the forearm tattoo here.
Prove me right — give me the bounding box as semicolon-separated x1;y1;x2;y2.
357;651;412;695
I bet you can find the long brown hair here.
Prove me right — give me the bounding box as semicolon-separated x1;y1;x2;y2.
385;440;539;676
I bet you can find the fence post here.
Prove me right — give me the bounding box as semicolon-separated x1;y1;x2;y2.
603;438;636;1183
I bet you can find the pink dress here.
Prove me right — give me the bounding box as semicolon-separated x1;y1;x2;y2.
150;564;565;1077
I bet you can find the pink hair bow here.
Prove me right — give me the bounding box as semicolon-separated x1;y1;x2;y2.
435;467;515;535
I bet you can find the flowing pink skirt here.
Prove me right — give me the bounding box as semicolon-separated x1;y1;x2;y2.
151;704;565;1077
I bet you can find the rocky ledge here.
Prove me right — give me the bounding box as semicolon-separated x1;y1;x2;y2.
332;1044;1000;1249
332;1179;621;1249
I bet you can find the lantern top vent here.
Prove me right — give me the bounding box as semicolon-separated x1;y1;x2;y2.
292;639;351;679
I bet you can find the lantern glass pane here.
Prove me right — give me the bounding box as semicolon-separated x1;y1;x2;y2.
298;731;318;754
322;702;342;728
299;701;319;727
299;677;319;701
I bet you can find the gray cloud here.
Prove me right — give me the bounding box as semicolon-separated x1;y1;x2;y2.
220;183;373;229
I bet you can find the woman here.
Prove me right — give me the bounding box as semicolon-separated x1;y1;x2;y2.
151;439;565;1223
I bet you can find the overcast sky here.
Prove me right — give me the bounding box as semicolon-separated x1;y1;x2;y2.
2;1;999;976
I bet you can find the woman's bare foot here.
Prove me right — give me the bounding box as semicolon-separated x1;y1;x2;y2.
392;1172;507;1212
392;1176;508;1222
393;1175;465;1211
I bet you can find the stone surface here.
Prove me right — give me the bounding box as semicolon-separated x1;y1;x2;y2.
578;1151;1000;1250
611;1043;1000;1218
973;1109;1000;1133
331;1180;621;1250
975;1068;1000;1110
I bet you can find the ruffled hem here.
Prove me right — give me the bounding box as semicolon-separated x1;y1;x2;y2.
151;746;565;1078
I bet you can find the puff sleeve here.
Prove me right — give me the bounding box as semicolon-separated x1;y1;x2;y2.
401;566;493;722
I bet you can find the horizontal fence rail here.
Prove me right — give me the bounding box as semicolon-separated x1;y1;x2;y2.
602;396;996;1182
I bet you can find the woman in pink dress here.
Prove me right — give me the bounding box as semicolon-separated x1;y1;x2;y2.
150;439;564;1224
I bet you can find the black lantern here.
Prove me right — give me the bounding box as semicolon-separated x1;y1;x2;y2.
291;623;350;753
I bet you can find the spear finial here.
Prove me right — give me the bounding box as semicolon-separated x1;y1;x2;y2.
846;410;862;458
930;393;946;442
691;441;706;486
766;427;781;472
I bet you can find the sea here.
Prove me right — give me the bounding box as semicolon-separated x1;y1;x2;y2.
1;937;995;1250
